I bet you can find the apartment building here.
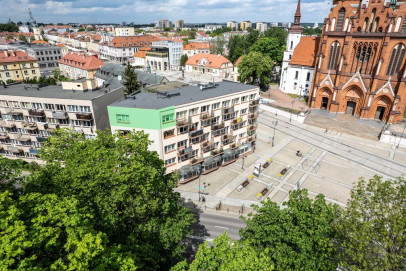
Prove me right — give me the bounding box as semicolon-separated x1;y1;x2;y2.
58;52;104;81
0;50;40;84
227;21;239;30
108;80;259;183
155;20;171;28
0;82;124;161
115;27;135;37
240;21;252;31
185;53;234;79
183;42;210;58
149;41;183;70
256;22;268;33
174;20;184;29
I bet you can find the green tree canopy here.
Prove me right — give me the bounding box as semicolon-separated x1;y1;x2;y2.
264;27;288;47
18;34;27;42
0;22;19;32
180;54;189;67
24;129;195;270
337;176;406;270
210;35;227;55
0;158;22;194
250;37;285;63
238;51;273;90
122;62;141;95
172;233;274;271
240;189;340;271
188;30;196;40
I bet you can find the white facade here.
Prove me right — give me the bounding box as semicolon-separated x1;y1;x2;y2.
174;20;184;29
115;27;135;37
152;41;183;70
280;65;314;96
227;21;239;30
256;22;268;33
280;31;302;92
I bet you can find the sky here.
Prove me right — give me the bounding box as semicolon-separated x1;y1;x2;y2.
0;0;332;24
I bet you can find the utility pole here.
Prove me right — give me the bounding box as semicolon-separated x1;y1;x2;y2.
272;120;278;147
290;100;295;122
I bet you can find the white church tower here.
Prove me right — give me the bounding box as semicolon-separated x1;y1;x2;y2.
280;0;303;90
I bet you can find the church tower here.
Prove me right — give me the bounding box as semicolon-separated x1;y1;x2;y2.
280;0;303;90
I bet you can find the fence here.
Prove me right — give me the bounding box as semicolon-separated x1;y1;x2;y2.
259;103;309;124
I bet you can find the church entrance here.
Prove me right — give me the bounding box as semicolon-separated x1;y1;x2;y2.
375;106;386;121
346;101;357;115
321;97;329;110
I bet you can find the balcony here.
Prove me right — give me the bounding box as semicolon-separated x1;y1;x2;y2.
211;123;225;131
202;140;215;153
0;122;15;128
76;112;93;120
249;99;260;106
190;157;203;165
221;106;234;115
28;109;45;117
52;111;68;119
247;125;257;131
178;146;193;157
190;129;204;139
248;113;258;119
247;135;256;142
36;136;48;143
176;117;192;127
200;112;215;121
221;134;234;146
0;134;9;140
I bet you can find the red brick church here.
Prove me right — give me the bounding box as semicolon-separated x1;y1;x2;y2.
309;0;406;123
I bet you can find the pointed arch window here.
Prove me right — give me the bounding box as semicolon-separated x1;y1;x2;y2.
337;8;345;31
386;43;405;76
402;18;406;33
327;41;340;70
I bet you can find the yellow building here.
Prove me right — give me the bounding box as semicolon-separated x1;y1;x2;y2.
240;21;252;31
0;50;40;84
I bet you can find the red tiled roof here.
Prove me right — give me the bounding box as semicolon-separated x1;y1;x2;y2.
111;36;161;48
0;50;37;63
45;25;73;29
290;37;320;67
32;40;50;45
183;42;210;51
234;56;243;67
58;52;104;70
134;46;151;58
186;53;232;69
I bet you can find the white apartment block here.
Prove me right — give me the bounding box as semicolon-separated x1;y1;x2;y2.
115;27;135;37
108;80;259;183
256;22;268;33
174;20;184;29
150;41;183;70
227;21;239;30
0;82;124;162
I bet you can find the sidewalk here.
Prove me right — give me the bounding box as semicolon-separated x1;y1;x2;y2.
262;88;309;111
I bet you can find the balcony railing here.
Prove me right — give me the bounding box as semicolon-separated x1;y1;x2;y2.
176;117;192;127
247;125;257;131
211;123;225;131
28;109;45;117
178;146;193;156
52;111;68;119
200;112;215;121
249;99;260;106
190;129;204;139
76;112;93;120
221;106;234;115
248;113;258;119
0;134;9;140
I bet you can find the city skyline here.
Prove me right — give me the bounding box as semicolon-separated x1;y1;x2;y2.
0;0;331;24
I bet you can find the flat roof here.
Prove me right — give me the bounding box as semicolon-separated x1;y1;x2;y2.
110;80;258;110
0;83;121;101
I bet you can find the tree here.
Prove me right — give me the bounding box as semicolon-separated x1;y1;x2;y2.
188;30;196;40
250;37;285;63
264;27;288;47
0;158;22;194
18;34;27;42
210;35;227;55
0;22;19;32
6;34;13;40
24;130;195;270
336;175;406;270
86;27;95;31
180;54;189;67
228;35;248;63
78;27;86;32
240;189;340;271
238;51;273;90
122;62;141;95
0;191;108;270
172;233;274;271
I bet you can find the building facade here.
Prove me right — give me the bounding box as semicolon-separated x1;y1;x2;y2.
108;80;259;182
115;27;135;37
309;0;406;123
256;22;268;33
183;42;210;58
150;41;183;70
185;53;234;79
227;21;239;30
25;45;62;75
240;21;253;31
0;82;124;162
0;50;40;84
174;20;185;29
58;52;105;81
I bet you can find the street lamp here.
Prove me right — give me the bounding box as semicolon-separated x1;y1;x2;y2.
290;100;295;122
198;170;202;202
396;121;406;148
241;155;247;169
272;120;278;147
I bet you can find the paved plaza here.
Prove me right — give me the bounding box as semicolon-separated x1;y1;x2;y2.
175;109;406;209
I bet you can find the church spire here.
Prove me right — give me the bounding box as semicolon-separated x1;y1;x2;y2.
289;0;303;33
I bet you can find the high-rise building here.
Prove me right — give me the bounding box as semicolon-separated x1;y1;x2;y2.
309;0;406;123
256;22;268;33
227;21;239;30
240;21;252;31
174;20;184;29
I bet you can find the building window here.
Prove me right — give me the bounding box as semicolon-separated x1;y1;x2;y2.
294;82;297;90
232;98;239;104
290;41;293;50
295;71;299;79
327;41;340;70
176;110;187;120
68;105;79;112
177;139;188;149
164;143;175;153
201;105;209;112
56;104;66;111
386;43;405;76
165;157;175;166
116;114;130;124
402;18;406;33
306;72;311;81
32;103;42;110
241;96;248;102
189;108;198;116
164;129;175;139
162;113;174;124
212;102;220;110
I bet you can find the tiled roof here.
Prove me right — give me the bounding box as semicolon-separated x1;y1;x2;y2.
290;37;320;67
183;42;210;51
185;53;232;69
45;25;73;29
58;52;104;70
234;56;243;67
110;36;161;48
0;50;37;63
134;47;151;58
32;40;50;45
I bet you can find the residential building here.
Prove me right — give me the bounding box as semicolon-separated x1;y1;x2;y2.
19;25;30;33
240;21;252;31
233;56;243;82
108;80;259;182
58;52;104;81
99;35;161;62
256;22;268;33
133;46;151;67
95;62;169;88
115;27;135;37
44;25;73;34
309;0;406;123
147;41;183;71
227;21;239;30
185;53;234;79
183;42;210;58
155;20;171;28
280;0;320;96
0;50;40;84
0;81;124;161
174;20;184;29
32;27;43;41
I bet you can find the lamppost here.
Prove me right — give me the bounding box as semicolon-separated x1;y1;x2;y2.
198;170;202;202
272;120;278;147
396;121;406;148
290;100;295;122
299;85;304;101
242;155;247;169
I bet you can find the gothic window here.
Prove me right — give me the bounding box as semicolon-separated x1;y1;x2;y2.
394;17;403;32
337;8;345;31
362;18;369;32
386;43;405;76
368;9;376;32
331;18;336;31
402;18;406;33
372;17;380;32
327;41;340;70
